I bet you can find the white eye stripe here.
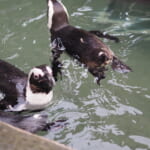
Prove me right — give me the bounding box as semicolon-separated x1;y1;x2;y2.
98;52;104;56
29;68;44;77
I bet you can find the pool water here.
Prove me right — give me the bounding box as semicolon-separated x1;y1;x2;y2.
0;0;150;149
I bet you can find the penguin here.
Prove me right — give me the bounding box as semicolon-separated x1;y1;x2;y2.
0;59;55;111
47;0;132;84
0;112;67;133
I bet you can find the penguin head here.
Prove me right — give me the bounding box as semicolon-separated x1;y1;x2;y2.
28;65;55;94
98;47;114;66
47;0;69;32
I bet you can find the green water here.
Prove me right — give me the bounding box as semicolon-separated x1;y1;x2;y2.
0;0;150;149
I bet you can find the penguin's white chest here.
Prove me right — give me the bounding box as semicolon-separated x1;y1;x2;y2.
26;89;53;110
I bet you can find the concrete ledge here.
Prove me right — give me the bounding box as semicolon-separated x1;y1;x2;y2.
0;121;74;150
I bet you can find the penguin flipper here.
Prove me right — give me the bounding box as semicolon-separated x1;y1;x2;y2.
89;30;120;43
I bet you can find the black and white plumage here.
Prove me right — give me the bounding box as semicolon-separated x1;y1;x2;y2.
47;0;132;84
0;60;55;111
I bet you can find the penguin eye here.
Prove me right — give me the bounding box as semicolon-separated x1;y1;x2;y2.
34;75;39;80
99;52;108;63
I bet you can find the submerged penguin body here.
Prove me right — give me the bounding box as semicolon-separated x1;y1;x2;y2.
0;112;67;133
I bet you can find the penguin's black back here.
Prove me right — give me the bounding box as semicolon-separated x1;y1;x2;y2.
0;60;27;110
51;25;107;66
0;60;26;80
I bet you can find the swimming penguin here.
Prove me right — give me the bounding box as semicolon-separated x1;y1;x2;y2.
0;112;67;133
47;0;132;84
0;59;55;111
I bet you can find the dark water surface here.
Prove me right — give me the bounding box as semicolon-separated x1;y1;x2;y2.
0;0;150;149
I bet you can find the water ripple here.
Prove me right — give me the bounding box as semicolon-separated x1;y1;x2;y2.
71;12;84;17
77;6;93;12
2;32;14;44
6;53;19;60
129;135;150;149
98;124;125;136
108;79;147;93
22;13;46;27
95;104;142;117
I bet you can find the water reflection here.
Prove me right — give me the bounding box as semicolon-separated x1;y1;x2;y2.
0;0;150;149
